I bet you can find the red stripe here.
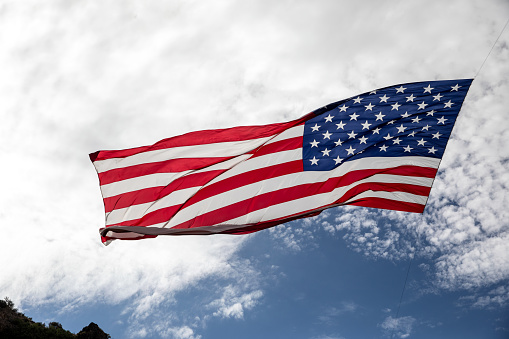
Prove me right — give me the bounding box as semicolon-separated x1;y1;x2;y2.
105;161;436;214
337;182;431;204
98;157;230;186
102;136;305;212
99;135;303;186
177;165;436;214
92;118;310;162
171;181;429;229
115;166;433;228
349;197;425;213
117;205;182;226
250;137;302;158
103;170;224;212
106;161;301;226
180;160;304;210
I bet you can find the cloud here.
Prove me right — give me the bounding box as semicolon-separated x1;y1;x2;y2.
0;0;508;337
208;285;263;319
459;285;509;309
266;48;509;298
318;302;360;325
380;316;416;339
312;335;346;339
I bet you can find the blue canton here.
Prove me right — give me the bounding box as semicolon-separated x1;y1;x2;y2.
303;79;473;171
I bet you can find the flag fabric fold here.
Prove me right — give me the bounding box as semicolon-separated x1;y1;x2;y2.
90;79;473;244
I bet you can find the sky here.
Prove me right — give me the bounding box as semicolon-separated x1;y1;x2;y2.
0;1;508;338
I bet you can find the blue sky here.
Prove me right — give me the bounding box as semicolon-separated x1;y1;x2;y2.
0;1;508;338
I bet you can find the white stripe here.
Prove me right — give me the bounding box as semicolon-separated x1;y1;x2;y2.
104;188;427;237
94;137;272;173
221;185;428;226
105;155;439;226
342;190;428;205
101;171;191;199
207;153;439;188
105;186;201;226
103;150;299;224
100;154;252;199
204;149;302;187
264;125;303;144
166;163;435;228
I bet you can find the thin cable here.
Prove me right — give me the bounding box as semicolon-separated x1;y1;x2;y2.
390;254;414;339
475;17;509;78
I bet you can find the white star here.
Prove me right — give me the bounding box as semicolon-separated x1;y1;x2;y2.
422;125;431;131
406;94;416;102
432;131;442;139
334;138;343;146
437;116;447;124
401;111;411;118
338;104;349;112
349;112;360;120
370;90;377;94
391;102;401;110
396;86;407;93
433;93;443;101
324;114;334;122
396;124;407;133
375;112;385;121
383;133;393;140
417;138;427;146
336;121;346;130
372;127;381;134
417;101;428;110
403;145;413;152
310;139;319;148
451;84;461;91
359;136;368;144
423;84;434;93
392;137;402;145
321;148;331;156
387;120;396;125
347;130;357;139
322;130;332;139
408;131;417;137
444;100;454;108
379;94;390;103
353;96;363;104
379;145;388;152
310;156;319;165
365;103;375;111
361;120;372;130
428;146;437;154
334;156;343;165
346;146;356;155
311;123;320;131
426;110;436;116
411;116;422;123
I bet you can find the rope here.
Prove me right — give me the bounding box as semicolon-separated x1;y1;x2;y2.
475;17;509;78
390;253;414;339
387;15;508;339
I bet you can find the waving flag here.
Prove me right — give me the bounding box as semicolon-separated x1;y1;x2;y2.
90;79;472;244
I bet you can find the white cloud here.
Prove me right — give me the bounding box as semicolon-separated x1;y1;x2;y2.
318;302;359;324
380;316;416;339
459;285;509;310
312;335;346;339
208;285;263;319
0;0;508;337
158;326;202;339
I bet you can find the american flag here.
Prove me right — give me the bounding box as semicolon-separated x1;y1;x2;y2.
90;79;472;244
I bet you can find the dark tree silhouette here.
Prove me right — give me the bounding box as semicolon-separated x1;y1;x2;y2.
0;297;110;339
